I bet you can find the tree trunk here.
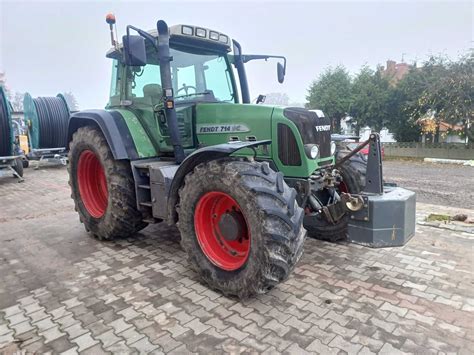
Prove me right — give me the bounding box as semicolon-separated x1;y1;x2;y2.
434;121;440;143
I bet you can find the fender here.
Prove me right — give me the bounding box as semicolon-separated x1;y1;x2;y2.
67;109;138;160
167;140;271;223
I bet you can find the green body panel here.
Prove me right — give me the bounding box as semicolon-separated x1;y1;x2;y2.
115;102;333;178
271;108;334;178
114;108;157;158
196;103;274;159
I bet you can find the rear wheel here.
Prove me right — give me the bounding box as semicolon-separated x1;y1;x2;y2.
68;126;147;240
178;159;306;299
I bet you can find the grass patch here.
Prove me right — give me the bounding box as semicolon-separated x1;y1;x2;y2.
426;213;451;222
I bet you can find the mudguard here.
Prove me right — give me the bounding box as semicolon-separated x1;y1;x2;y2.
167;140;271;223
67;109;138;160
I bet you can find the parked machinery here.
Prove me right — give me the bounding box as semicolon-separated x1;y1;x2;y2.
23;93;70;167
0;86;24;181
66;16;416;298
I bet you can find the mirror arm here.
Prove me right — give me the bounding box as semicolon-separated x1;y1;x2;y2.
126;25;158;49
241;54;286;74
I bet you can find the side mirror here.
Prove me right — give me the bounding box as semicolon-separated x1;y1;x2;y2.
122;35;147;66
277;62;285;83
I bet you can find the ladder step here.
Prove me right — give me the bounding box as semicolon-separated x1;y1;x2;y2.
134;163;151;169
143;218;159;224
138;184;151;189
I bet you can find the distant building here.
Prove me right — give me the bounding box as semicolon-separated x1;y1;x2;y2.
380;60;412;85
340;116;396;143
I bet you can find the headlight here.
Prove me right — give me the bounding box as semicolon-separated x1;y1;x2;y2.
304;144;319;159
331;141;337;156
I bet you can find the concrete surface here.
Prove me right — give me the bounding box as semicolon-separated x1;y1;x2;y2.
383;160;474;209
0;166;473;354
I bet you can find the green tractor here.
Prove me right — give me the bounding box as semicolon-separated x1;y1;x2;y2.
67;16;415;298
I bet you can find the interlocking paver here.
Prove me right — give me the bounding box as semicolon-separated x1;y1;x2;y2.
71;332;98;352
0;167;473;353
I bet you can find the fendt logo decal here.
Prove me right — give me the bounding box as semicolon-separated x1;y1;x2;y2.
197;124;250;134
315;125;331;132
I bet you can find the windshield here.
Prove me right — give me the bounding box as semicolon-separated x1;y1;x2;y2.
127;47;236;105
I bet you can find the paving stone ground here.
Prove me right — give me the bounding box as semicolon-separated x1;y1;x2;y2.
0;166;473;354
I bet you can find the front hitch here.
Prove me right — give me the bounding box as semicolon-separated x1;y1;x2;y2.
345;134;416;247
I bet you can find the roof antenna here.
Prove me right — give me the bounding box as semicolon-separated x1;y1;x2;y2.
106;13;119;50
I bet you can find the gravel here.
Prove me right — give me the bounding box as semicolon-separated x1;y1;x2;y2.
383;160;474;210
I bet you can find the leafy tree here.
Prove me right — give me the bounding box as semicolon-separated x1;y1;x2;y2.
63;91;79;111
385;66;424;142
416;53;473;142
306;66;351;133
398;53;473;142
350;66;391;133
264;92;290;106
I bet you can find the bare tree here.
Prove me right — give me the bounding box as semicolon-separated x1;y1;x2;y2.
62;91;79;111
10;92;24;112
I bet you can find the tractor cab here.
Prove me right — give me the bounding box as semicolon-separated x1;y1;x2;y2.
105;25;238;109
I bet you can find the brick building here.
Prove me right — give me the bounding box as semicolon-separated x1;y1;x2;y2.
380;60;412;85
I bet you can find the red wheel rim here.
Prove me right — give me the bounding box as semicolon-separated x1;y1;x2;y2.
77;150;108;218
194;191;250;271
339;181;349;193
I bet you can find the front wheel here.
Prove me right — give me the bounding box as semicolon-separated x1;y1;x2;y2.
178;159;306;299
68;126;147;240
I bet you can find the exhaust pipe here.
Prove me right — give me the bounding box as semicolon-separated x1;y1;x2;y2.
156;20;185;164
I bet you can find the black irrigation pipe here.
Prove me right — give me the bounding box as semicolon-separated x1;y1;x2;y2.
0;87;12;156
31;95;70;149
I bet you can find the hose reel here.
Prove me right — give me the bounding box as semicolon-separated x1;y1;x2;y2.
23;93;70;149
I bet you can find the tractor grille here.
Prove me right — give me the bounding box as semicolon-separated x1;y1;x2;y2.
278;123;301;166
283;108;332;159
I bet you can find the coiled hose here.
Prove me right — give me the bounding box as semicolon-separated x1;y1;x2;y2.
23;93;70;149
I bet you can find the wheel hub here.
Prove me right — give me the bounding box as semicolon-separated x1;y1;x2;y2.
218;210;246;241
194;191;250;271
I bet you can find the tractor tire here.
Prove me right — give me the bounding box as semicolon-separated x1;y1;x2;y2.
178;158;306;299
68;126;147;240
304;214;349;242
336;145;367;194
13;157;24;177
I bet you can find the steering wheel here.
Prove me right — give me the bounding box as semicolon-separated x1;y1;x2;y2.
177;85;197;96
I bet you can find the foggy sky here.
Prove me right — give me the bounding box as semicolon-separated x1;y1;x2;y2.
1;0;472;109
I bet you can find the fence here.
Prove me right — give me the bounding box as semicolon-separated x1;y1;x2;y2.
383;142;474;160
